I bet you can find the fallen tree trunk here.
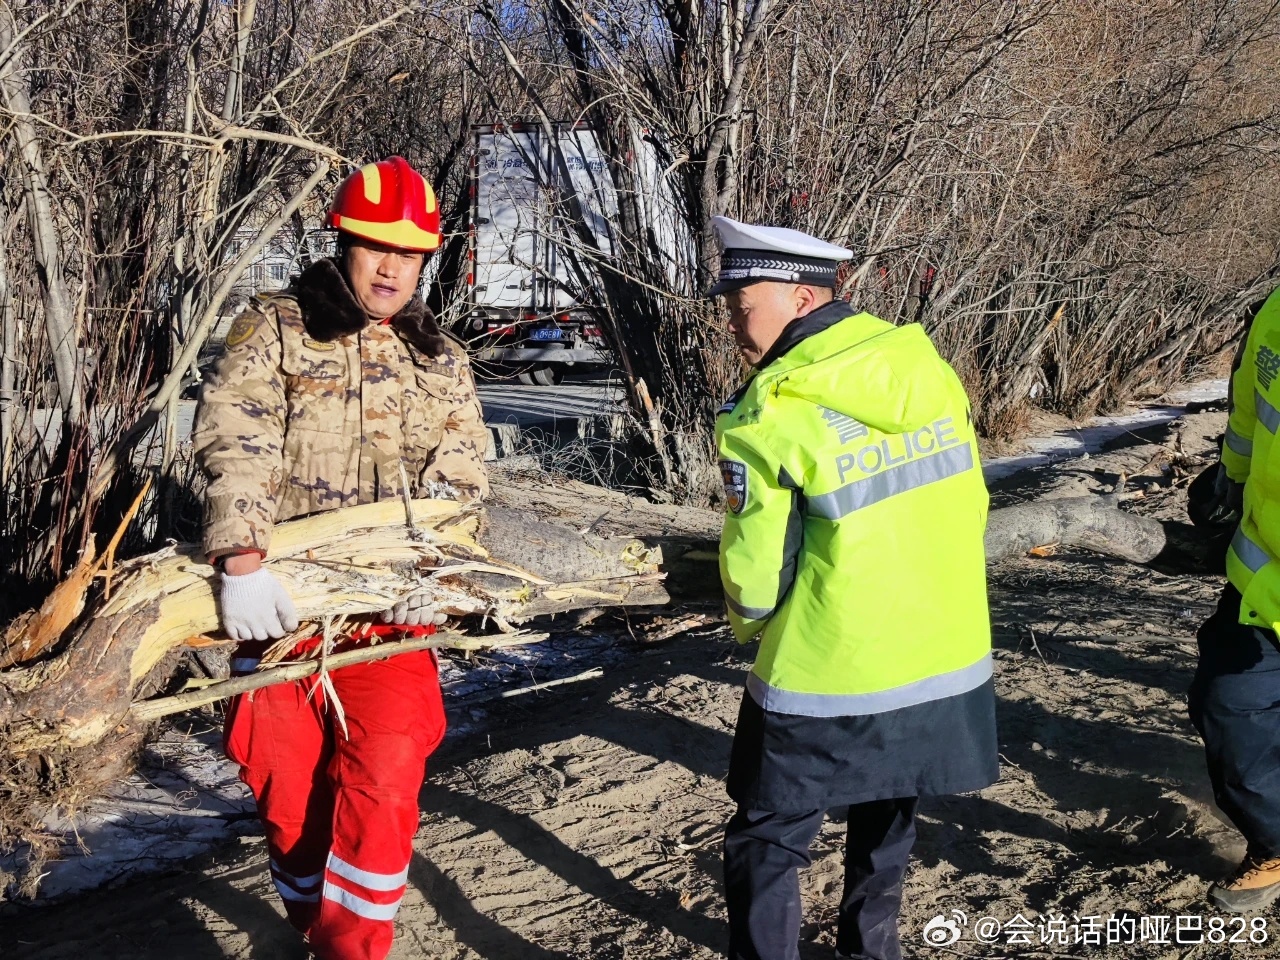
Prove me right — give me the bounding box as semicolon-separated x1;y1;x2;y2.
489;476;1180;569
983;495;1169;564
0;494;673;864
0;498;666;756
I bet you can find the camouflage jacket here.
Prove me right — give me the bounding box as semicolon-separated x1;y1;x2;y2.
193;258;489;559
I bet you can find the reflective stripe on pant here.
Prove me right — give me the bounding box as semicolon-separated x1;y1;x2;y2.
722;797;917;960
1189;584;1280;858
224;648;446;960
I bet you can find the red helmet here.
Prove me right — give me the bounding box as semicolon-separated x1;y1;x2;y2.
326;156;441;252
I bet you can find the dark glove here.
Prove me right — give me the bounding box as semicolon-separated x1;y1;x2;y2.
380;592;448;627
1188;464;1242;530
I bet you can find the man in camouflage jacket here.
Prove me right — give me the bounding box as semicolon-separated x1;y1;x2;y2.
194;253;488;560
192;157;485;960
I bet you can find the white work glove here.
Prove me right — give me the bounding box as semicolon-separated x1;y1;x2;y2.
380;592;448;627
219;568;300;641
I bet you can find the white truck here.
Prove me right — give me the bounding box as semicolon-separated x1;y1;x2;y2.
458;122;650;385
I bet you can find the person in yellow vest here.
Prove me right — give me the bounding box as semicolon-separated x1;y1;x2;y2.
709;217;998;960
1189;287;1280;912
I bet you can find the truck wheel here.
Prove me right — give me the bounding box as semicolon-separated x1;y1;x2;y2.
516;365;562;386
531;366;563;386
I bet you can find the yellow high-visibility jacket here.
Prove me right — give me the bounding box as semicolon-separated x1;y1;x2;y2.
716;303;991;718
1221;287;1280;631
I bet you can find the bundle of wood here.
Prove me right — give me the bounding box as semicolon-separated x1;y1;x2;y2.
1;496;672;740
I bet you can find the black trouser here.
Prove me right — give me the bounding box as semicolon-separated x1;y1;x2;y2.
1189;584;1280;858
723;797;918;960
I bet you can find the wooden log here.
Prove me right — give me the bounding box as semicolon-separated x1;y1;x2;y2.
492;477;1179;571
487;476;725;599
983;496;1170;564
129;630;548;721
0;497;667;754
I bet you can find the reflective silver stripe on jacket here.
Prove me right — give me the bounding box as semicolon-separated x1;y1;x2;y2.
746;652;993;718
806;445;975;521
1232;529;1272;573
725;593;775;621
1224;424;1254;458
1257;390;1280;434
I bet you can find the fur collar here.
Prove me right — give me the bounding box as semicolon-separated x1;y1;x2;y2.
292;258;445;357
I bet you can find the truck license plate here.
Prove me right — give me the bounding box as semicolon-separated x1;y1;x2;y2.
531;327;564;341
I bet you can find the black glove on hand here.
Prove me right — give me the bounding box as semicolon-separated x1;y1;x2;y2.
1189;464;1242;530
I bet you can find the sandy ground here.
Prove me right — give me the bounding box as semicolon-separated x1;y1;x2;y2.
6;403;1270;960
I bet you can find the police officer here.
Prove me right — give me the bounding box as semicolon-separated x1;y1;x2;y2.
192;157;488;960
1189;287;1280;912
709;217;998;960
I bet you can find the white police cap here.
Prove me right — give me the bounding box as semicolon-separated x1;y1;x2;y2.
708;216;853;297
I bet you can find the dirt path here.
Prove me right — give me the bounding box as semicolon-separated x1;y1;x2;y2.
8;406;1265;960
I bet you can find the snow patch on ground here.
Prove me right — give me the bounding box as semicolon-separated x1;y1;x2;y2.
982;380;1226;483
18;727;257;901
6;630;630;903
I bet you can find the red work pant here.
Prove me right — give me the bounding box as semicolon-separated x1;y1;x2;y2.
224;649;446;960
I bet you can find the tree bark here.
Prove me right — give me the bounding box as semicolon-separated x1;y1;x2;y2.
0;221;15;483
983;496;1169;564
699;0;772;242
0;5;81;421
